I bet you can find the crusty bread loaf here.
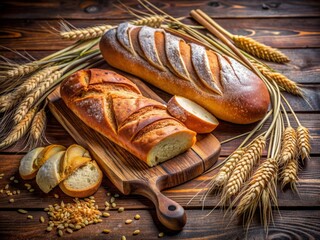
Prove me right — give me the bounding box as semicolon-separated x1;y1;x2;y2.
100;23;270;124
59;160;103;198
60;69;197;167
167;96;219;134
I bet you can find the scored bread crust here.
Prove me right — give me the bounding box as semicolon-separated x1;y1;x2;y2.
100;24;270;124
59;161;103;198
60;69;196;167
167;96;219;134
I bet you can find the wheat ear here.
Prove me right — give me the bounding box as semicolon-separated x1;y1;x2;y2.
0;107;37;149
208;148;245;191
279;127;298;166
221;136;266;202
0;91;23;112
29;108;47;147
131;15;165;28
60;25;114;40
234;158;278;230
296;126;311;161
5;62;39;79
232;35;290;63
254;62;302;96
13;70;62;124
280;158;299;191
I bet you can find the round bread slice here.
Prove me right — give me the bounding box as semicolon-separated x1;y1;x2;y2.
167;95;219;134
19;147;44;180
59;161;103;198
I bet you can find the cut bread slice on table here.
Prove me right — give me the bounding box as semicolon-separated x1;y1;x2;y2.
59;160;103;198
36;144;91;193
167;96;219;134
19;144;66;180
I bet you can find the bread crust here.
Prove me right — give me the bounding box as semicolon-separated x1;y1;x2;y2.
60;69;196;167
100;25;270;124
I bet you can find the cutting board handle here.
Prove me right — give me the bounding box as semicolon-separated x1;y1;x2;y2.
131;179;186;231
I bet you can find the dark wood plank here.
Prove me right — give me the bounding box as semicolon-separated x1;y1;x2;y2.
0;18;319;50
0;0;319;19
0;154;319;209
0;209;319;239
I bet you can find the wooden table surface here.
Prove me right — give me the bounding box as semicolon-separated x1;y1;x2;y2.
0;1;319;239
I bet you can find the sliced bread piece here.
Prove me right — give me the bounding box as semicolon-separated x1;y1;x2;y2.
59;161;103;198
36;151;66;193
19;147;44;180
167;96;219;133
34;144;66;169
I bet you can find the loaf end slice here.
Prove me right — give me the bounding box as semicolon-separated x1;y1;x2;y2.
59;161;103;198
19;147;44;180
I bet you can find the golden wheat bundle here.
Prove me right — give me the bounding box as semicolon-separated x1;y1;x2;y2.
296;126;311;161
232;35;290;63
221;136;266;202
279;127;298;166
280;158;299;191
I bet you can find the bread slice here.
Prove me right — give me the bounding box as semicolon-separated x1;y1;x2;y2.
19;147;44;180
34;144;66;169
36;151;66;193
59;161;103;198
167;96;219;133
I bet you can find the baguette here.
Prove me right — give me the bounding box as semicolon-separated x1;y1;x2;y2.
167;96;219;133
60;69;196;167
100;23;270;124
59;160;103;198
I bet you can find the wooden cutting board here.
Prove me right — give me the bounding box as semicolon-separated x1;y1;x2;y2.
47;73;220;231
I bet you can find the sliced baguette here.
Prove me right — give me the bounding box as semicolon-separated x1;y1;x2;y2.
36;151;66;193
36;144;91;193
59;161;103;198
34;144;66;169
19;147;44;180
167;96;219;133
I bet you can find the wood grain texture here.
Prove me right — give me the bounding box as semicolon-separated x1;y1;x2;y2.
0;0;319;19
0;18;319;50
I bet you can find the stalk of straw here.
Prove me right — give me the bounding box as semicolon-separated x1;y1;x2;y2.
193;9;290;63
0;107;37;149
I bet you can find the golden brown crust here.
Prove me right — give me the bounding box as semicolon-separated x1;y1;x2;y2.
100;26;270;124
60;69;196;166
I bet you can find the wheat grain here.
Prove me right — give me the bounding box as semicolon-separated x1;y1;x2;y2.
13;70;62;124
233;35;290;63
30;108;47;144
296;126;311;161
254;62;302;96
279;127;297;166
0;107;37;149
208;148;245;191
280;158;299;191
16;66;58;95
222;136;266;201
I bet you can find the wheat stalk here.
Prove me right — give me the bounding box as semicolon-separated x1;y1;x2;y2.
253;62;302;96
60;25;114;40
5;62;39;79
0;107;37;149
29;108;47;146
0;91;23;112
296;126;311;161
208;148;245;191
132;15;165;28
13;70;62;124
280;158;299;191
232;35;290;63
234;158;278;230
279;127;298;166
221;136;266;202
